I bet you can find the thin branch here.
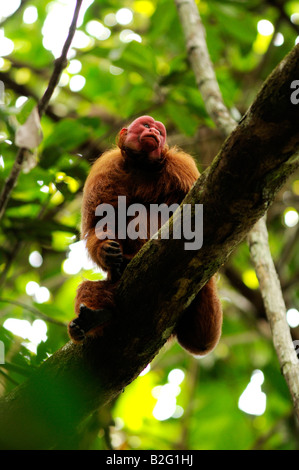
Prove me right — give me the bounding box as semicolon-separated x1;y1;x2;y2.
0;361;35;378
0;240;22;291
174;0;236;135
223;265;265;316
37;0;83;117
0;298;67;327
0;148;26;222
0;369;19;387
0;70;61;122
0;0;83;223
282;271;299;292
174;0;299;417
276;223;299;274
248;217;299;421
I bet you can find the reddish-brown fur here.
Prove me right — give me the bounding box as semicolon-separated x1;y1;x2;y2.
68;116;222;355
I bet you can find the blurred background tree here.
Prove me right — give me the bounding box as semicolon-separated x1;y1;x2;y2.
0;0;299;450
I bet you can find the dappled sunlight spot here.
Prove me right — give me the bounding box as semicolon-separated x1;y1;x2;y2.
104;13;117;27
152;368;185;421
257;19;274;36
86;20;111;40
72;30;93;49
168;368;185;385
291;13;299;25
40;185;49;193
55;172;66;182
62;240;98;275
119;30;142;43
55;172;80;192
116;8;133;25
50;189;64;205
238;370;266;416
152;384;179;421
69;75;86;92
110;65;124;76
242;269;259;289
172;405;184;419
286;308;299;328
42;4;72;57
23;6;38;24
15;96;28;108
273;32;284;46
29;251;43;268
283;208;299;227
26;280;39;296
35;287;50;303
0;31;14;57
139;363;151;376
3;318;47;354
253;19;275;55
67;59;82;74
26;281;50;303
0;155;4;169
0;0;21;21
110;429;125;449
62;258;81;275
42;0;93;58
133;1;155;17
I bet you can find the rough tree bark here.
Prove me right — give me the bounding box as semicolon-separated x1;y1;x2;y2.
0;43;298;449
248;217;299;418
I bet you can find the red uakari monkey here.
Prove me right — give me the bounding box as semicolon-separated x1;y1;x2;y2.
68;116;222;356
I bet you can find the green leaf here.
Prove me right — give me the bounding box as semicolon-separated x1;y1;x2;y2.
43;119;91;152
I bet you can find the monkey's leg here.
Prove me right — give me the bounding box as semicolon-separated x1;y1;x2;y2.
68;280;116;343
175;277;222;356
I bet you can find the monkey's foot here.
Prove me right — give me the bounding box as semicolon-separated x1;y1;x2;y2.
68;305;113;343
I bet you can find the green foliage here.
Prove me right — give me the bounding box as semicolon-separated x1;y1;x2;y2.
0;0;299;450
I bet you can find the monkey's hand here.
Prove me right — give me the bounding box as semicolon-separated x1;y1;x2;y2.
99;240;124;281
68;305;113;343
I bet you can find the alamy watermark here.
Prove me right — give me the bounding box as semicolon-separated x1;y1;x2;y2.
95;196;203;250
290;80;299;105
0;340;4;364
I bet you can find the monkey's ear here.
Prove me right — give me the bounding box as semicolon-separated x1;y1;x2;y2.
120;128;127;135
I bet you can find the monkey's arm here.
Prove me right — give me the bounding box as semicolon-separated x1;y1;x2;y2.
81;150;126;278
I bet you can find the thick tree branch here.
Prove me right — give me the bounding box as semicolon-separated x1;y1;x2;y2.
0;44;298;449
0;0;83;222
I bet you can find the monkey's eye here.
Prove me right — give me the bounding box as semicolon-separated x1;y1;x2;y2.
144;123;150;128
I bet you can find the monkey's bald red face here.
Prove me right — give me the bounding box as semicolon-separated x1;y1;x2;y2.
120;116;167;159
